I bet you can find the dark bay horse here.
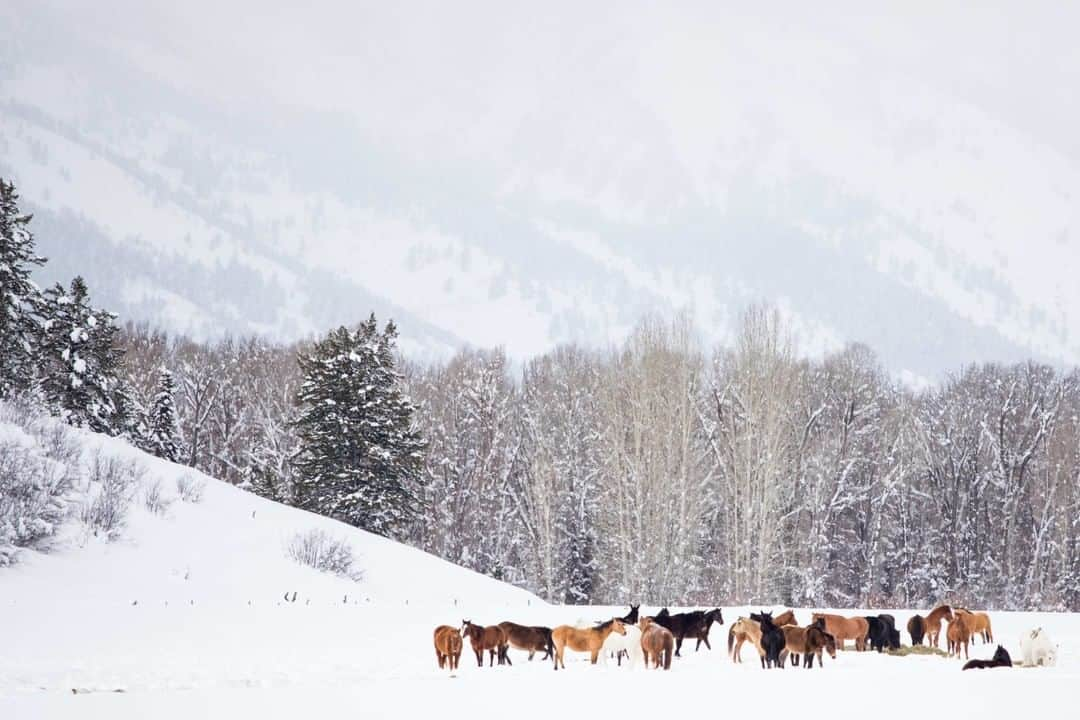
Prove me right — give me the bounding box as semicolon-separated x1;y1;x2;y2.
780;625;836;669
652;607;725;656
498;621;553;661
908;615;926;645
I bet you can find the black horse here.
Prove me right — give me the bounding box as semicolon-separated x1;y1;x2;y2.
963;645;1012;670
864;615;899;652
756;611;785;669
652;608;725;656
619;604;640;624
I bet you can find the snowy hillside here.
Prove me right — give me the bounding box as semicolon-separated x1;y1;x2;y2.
3;2;1080;378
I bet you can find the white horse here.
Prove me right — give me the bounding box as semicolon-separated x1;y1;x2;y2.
600;622;643;668
1019;628;1057;667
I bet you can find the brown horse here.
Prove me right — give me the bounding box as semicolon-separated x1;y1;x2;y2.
947;613;972;660
727;617;765;664
907;615;926;645
772;609;797;627
811;613;869;651
955;609;993;644
925;605;954;649
461;620;510;667
780;625;837;669
499;622;553;661
639;617;675;670
810;614;865;651
551;619;626;670
434;625;463;670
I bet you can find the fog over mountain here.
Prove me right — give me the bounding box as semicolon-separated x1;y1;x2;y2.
2;1;1079;380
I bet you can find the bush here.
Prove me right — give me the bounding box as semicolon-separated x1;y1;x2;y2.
142;479;172;516
286;529;362;581
0;404;79;565
79;450;142;540
176;474;205;503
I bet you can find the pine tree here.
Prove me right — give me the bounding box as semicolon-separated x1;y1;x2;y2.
37;276;124;433
147;367;181;462
0;178;46;398
292;315;426;538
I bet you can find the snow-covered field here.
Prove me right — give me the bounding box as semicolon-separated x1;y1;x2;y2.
1;427;1076;719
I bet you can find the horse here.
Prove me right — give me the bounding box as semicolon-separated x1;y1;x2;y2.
639;617;674;670
499;622;554;661
434;625;463;670
1019;628;1057;667
946;613;972;660
727;616;765;664
955;608;993;644
757;612;786;669
772;609;798;627
779;625;837;669
811;613;869;651
551;619;626;670
461;620;510;667
651;608;723;656
601;621;643;667
924;605;954;649
963;645;1011;670
694;608;725;651
907;615;926;646
619;605;640;624
865;616;887;653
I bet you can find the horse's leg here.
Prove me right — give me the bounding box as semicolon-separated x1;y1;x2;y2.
475;646;483;667
674;634;683;657
528;650;535;661
703;634;711;650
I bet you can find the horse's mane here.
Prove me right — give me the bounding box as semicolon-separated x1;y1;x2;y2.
594;619;616;631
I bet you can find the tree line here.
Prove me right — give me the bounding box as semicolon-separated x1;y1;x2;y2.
3;177;1079;610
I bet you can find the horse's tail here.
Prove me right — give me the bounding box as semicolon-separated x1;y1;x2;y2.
663;639;673;670
727;625;735;654
545;629;554;660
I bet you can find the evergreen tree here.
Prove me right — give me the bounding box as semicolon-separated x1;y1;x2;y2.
0;178;46;398
37;277;124;433
292;314;426;538
146;367;181;462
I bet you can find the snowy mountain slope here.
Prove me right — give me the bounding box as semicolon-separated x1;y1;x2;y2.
0;413;543;611
2;2;1079;378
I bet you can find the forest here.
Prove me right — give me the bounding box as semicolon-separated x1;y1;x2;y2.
114;309;1080;611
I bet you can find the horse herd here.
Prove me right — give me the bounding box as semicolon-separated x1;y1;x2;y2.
433;604;1060;673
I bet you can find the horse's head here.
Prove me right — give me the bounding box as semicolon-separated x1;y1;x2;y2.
751;610;773;626
822;631;837;659
460;620;474;637
707;608;724;625
941;605;955;622
611;619;627;636
992;645;1010;665
656;607;670;619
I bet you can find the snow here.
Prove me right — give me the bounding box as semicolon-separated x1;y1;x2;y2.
1;424;1077;719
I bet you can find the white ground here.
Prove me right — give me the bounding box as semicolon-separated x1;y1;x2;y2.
1;427;1076;719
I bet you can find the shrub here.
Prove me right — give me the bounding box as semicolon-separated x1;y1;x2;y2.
286;529;362;581
176;474;205;503
0;404;79;564
142;479;172;516
79;450;142;540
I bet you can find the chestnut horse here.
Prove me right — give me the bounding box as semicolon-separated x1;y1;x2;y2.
639;617;675;670
925;605;955;649
434;625;463;670
772;610;797;627
947;613;972;660
551;619;626;670
727;616;765;664
955;608;993;644
461;620;509;667
811;613;869;651
780;625;837;669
